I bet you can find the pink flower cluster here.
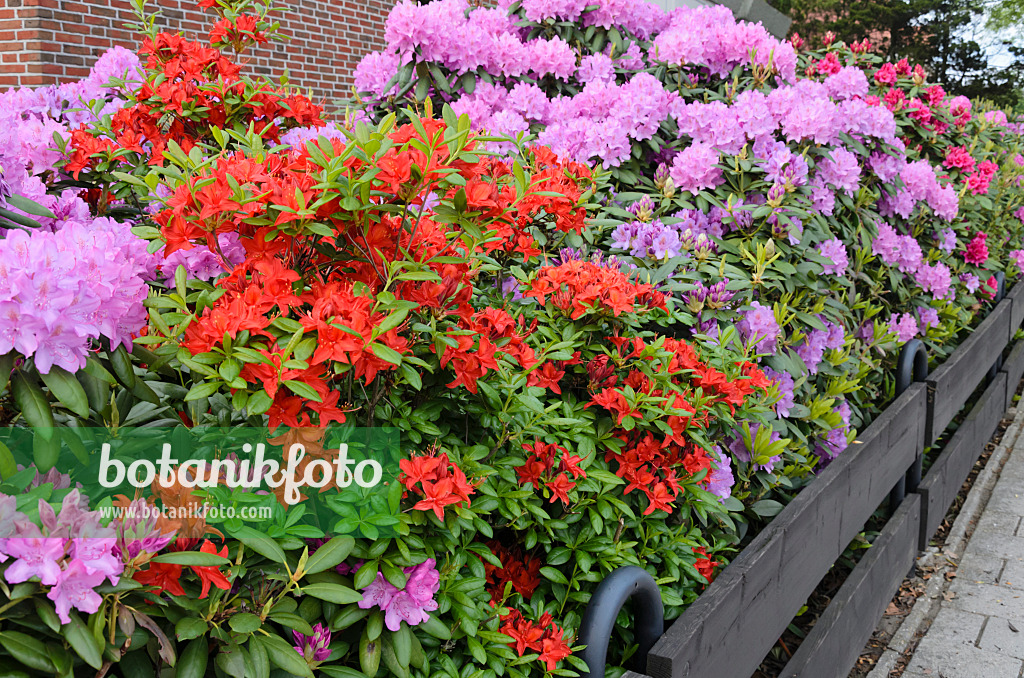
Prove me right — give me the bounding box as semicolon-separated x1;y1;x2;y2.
651;4;797;83
872;222;953;301
0;491;124;624
358;558;441;631
0;218;154;373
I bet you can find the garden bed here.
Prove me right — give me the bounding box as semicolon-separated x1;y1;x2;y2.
617;286;1024;678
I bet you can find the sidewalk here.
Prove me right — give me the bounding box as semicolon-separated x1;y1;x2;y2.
900;411;1024;678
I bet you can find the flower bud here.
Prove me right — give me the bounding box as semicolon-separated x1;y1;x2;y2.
654;163;670;189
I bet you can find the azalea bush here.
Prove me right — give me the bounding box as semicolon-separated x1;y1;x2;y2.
0;1;781;677
354;0;1024;486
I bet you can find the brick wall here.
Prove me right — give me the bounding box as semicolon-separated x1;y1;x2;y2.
0;0;392;106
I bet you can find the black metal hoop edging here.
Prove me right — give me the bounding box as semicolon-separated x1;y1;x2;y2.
577;566;664;678
986;271;1007;383
889;338;929;508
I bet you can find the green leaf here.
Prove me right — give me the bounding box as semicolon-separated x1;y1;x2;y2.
232;526;288;564
371;343;404;366
177;637;209;678
62;613;103;669
153;551;230;567
39;366;90;418
228;613;263;634
268;611;314;636
3;194;56;218
0;207;43;229
259;634;314;678
304;536;355;575
108;345;137;389
393;623;412;668
33;599;61;633
12;371;54;439
0;631;57;673
283;379;323;402
540;566;568;585
185;381;223;401
0;440;17;480
248;636;270;678
176;617;209;641
302;582;363;604
0;352;15;393
417;613;451;640
246;389;274;416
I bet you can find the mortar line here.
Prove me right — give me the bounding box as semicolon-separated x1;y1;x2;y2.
975;615;990;648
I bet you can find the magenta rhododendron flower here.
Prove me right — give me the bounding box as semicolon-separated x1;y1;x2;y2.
964;232;989;265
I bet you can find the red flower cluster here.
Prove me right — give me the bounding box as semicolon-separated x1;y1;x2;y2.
525;260;667;320
134;539;232;598
692;546;720;584
606;432;712;515
69;28;322;175
499;610;573;672
398;448;479;521
483;540;542;602
516;440;586;505
209;14;268;49
441;308;536;393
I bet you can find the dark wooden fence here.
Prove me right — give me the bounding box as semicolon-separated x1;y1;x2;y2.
625;284;1024;678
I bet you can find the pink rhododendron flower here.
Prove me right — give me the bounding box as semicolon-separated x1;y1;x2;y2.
889;313;919;343
48;558;106;624
3;535;66;586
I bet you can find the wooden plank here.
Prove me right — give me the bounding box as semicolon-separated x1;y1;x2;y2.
1001;340;1024;406
646;387;927;678
927;300;1012;445
778;495;920;678
1008;280;1024;331
918;372;1007;548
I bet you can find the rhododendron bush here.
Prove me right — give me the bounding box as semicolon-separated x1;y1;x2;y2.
0;2;781;677
355;0;1024;485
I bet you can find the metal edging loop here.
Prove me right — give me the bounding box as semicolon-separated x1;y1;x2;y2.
577;566;664;678
897;338;929;494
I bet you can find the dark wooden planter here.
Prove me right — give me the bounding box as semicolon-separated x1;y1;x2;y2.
588;284;1024;678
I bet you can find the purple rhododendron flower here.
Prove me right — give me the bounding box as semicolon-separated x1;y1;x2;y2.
705;447;734;503
293;623;332;663
817;238;849;276
918;306;940;330
737;301;780;354
358;559;441;632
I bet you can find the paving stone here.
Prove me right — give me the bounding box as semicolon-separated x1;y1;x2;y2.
956;551;1006;586
973;510;1024;538
907;621;1024;677
983;485;1024;514
960;531;1024;561
978;616;1024;659
946;581;1024;622
998;558;1024;592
